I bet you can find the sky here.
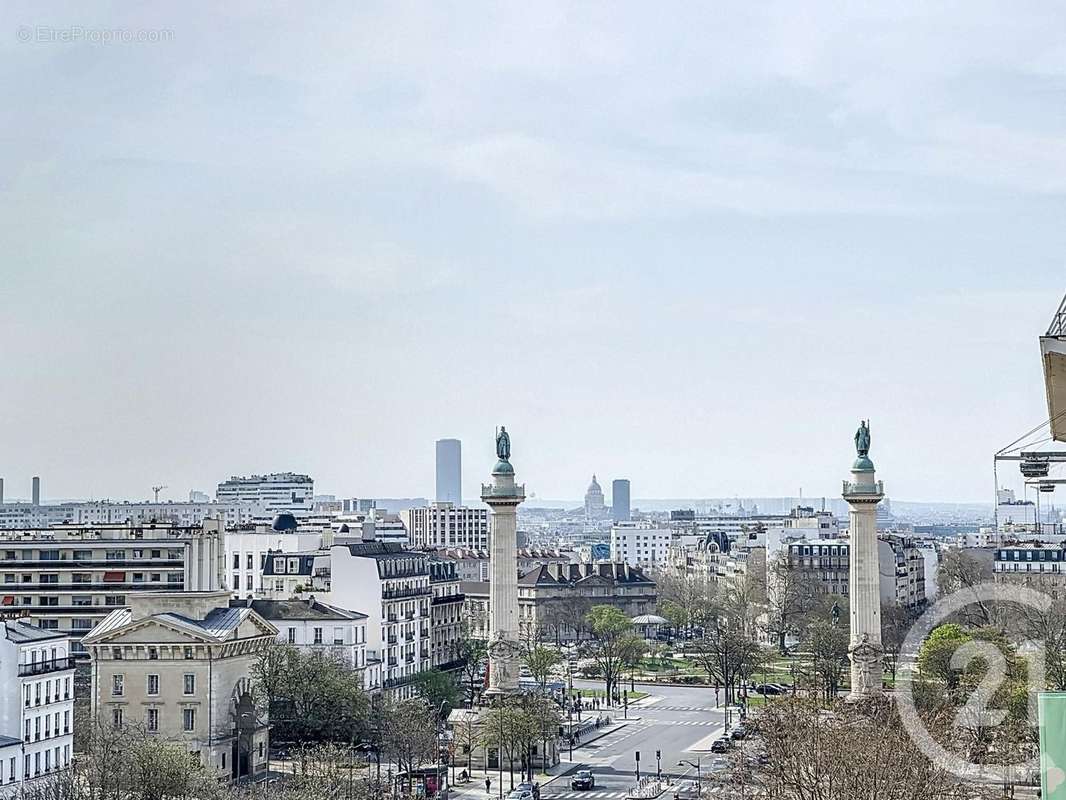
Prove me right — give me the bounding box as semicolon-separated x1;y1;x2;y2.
1;2;1065;505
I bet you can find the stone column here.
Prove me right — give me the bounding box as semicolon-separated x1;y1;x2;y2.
844;446;885;701
481;447;525;696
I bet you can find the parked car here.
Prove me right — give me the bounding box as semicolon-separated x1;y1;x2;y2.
755;683;784;696
673;781;699;800
731;725;749;740
710;737;732;754
507;790;533;800
571;770;596;790
517;783;540;800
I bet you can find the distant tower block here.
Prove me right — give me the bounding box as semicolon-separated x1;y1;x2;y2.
612;479;631;522
481;426;524;696
844;420;885;701
0;477;4;504
436;439;462;505
32;476;40;506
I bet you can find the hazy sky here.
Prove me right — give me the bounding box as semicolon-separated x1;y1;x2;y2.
2;3;1065;505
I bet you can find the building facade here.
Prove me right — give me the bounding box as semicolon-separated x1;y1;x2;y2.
0;522;224;655
321;543;432;696
435;440;462;506
402;504;488;551
234;598;376;688
224;529;325;599
611;480;631;523
82;590;276;782
0;619;75;793
462;562;657;644
216;473;314;521
427;557;464;674
610;523;673;568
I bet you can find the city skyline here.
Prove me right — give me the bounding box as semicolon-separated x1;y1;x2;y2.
4;4;1065;504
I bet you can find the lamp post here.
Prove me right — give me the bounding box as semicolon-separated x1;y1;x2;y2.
436;700;447;799
567;706;573;761
677;758;702;793
623;690;628;720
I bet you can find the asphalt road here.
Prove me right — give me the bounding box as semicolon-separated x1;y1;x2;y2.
541;682;732;800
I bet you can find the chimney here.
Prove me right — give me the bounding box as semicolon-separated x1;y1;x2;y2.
307;594;315;607
31;477;40;506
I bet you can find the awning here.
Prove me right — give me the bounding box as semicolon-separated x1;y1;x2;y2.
102;572;125;582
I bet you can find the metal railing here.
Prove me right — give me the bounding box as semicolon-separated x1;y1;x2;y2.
19;657;76;677
842;480;884;496
1048;293;1066;337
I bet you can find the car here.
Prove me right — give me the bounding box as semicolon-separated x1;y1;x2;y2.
506;790;533;800
731;726;749;740
754;683;784;696
710;737;732;754
673;781;699;800
517;783;540;800
571;770;596;790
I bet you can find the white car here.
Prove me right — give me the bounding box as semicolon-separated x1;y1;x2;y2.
507;790;534;800
674;781;699;800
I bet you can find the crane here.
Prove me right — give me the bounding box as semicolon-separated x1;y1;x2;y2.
151;485;168;502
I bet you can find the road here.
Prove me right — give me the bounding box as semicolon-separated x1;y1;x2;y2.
541;682;732;800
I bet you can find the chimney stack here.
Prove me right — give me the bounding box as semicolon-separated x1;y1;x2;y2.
31;477;40;506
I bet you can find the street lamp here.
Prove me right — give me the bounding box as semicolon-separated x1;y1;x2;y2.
436;700;447;799
567;706;573;761
677;758;702;793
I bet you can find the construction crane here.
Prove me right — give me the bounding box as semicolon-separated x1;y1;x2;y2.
151;485;168;502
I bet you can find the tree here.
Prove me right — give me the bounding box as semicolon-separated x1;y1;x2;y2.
803;620;849;700
252;643;368;743
881;603;916;682
708;696;999;800
413;669;461;719
937;549;995;626
583;605;642;700
688;576;764;705
479;701;524;791
383;698;439;795
917;623;972;691
457;634;488;707
765;553;816;652
522;645;561;691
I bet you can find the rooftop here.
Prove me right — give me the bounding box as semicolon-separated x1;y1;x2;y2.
231;598;366;621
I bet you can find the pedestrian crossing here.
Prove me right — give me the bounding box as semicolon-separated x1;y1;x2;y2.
542;792;628;800
645;705;716;713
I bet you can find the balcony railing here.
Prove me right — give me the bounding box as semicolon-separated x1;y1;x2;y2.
382;586;431;600
432;593;465;606
19;657;76;677
842;480;883;497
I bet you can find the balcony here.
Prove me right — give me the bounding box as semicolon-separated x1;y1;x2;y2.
842;480;883;498
381;586;431;600
404;632;414;642
387;636;397;645
18;657;76;677
432;593;465;606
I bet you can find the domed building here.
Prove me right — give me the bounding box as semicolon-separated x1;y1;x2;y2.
584;474;606;520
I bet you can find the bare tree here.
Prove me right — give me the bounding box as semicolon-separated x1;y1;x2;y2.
937;549;995;626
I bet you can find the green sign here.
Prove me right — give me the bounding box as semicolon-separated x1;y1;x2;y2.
1040;693;1066;798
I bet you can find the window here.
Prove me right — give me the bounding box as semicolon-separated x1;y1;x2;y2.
233;553;240;569
112;708;123;728
183;674;195;695
72;596;92;606
112;648;124;660
287;627;296;644
105;550;124;561
147;675;160;696
112;674;124;697
63;710;69;733
184;646;194;660
148;647;158;660
313;627;323;645
333;626;344;645
183;708;195;732
146;709;158;733
247;554;253;570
